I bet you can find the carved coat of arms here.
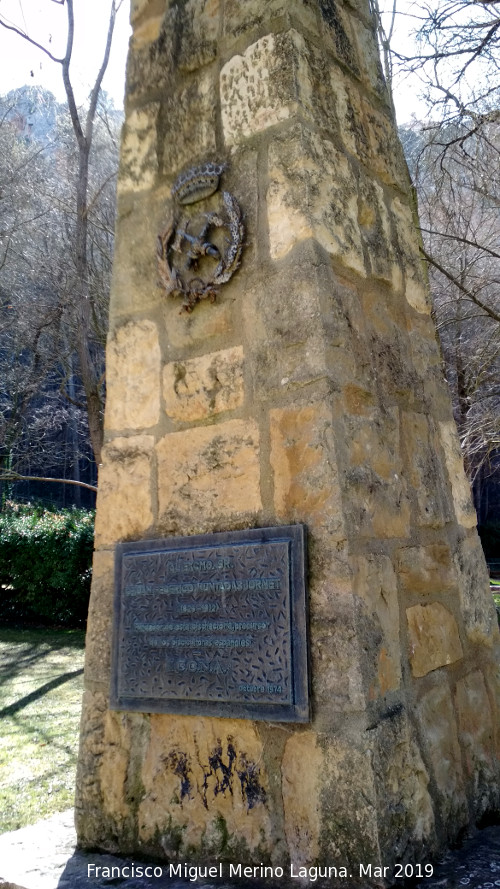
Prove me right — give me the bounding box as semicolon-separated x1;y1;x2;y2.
157;162;245;313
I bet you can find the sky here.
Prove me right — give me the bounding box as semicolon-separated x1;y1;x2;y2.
0;0;131;108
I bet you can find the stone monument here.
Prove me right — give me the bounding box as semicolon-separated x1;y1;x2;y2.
76;0;500;881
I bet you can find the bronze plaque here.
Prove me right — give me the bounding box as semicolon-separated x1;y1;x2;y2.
111;525;309;722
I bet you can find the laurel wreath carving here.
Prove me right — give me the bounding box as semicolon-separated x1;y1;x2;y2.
157;163;245;313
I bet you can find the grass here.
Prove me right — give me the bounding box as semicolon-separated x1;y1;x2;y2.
0;627;85;833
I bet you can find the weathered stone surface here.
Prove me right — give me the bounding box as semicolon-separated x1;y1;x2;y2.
439;420;478;528
118;105;159;193
371;712;435;860
281;732;323;867
455;670;496;817
84;550;114;684
357;175;402;288
342;407;411;539
138;716;273;857
163;346;244;422
223;0;319;40
318;735;380;866
159;68;217;175
168;0;220;73
401;412;449;528
221;32;302;145
130;0;164;25
316;0;360;75
156;419;261;533
417;685;468;830
269;403;343;537
110;187;169;321
94;436;154;548
396;544;456;596
267;124;365;274
351;554;401;697
310;608;366;713
99;711;133;822
453;535;500;646
391;196;431;313
407;602;463;677
105;321;161;431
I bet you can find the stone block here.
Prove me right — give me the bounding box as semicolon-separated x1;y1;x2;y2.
105;320;161;431
357;174;402;288
455;670;496;813
269;403;344;538
159;68;217;175
417;684;468;830
406;602;463;678
163;295;235;348
453;535;500;646
94;436;155;548
342;407;411;539
267;124;364;274
99;711;133;821
163;346;244;422
401;412;449;528
315;0;360;75
110;186;170;320
361;98;409;190
156;419;261;533
221;31;314;145
396;544;456;596
118;104;159;193
223;0;319;40
352;18;386;94
439;420;478;529
370;711;435;860
169;0;220;73
351;554;401;697
84;550;114;684
390;197;431;312
138;716;273;856
310;612;366;712
281;732;323;866
130;0;165;26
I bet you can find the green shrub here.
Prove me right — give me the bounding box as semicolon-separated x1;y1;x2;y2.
0;504;94;627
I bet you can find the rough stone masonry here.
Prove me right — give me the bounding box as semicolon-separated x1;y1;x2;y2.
75;0;500;883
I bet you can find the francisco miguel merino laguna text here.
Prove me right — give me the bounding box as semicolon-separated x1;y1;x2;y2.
89;862;353;881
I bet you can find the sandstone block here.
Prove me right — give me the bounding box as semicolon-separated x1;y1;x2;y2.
439;420;478;528
99;711;133;821
401;412;448;528
455;671;495;803
130;0;165;25
132;15;164;49
138;716;273;856
118;104;159;193
223;0;319;40
352;18;386;94
310;612;366;712
370;712;435;859
160;68;217;175
316;0;359;75
361;98;409;190
156;419;261;533
407;602;463;678
342;407;411;539
163;346;244;422
417;684;467;829
281;732;322;867
105;320;161;431
453;535;500;646
391;197;431;313
94;436;154;548
357;176;402;288
269;403;344;537
110;187;169;321
267;124;365;274
351;554;401;697
220;32;304;145
84;550;114;684
396;543;456;596
168;0;220;73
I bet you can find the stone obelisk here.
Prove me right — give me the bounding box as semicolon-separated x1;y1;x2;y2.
76;0;500;880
